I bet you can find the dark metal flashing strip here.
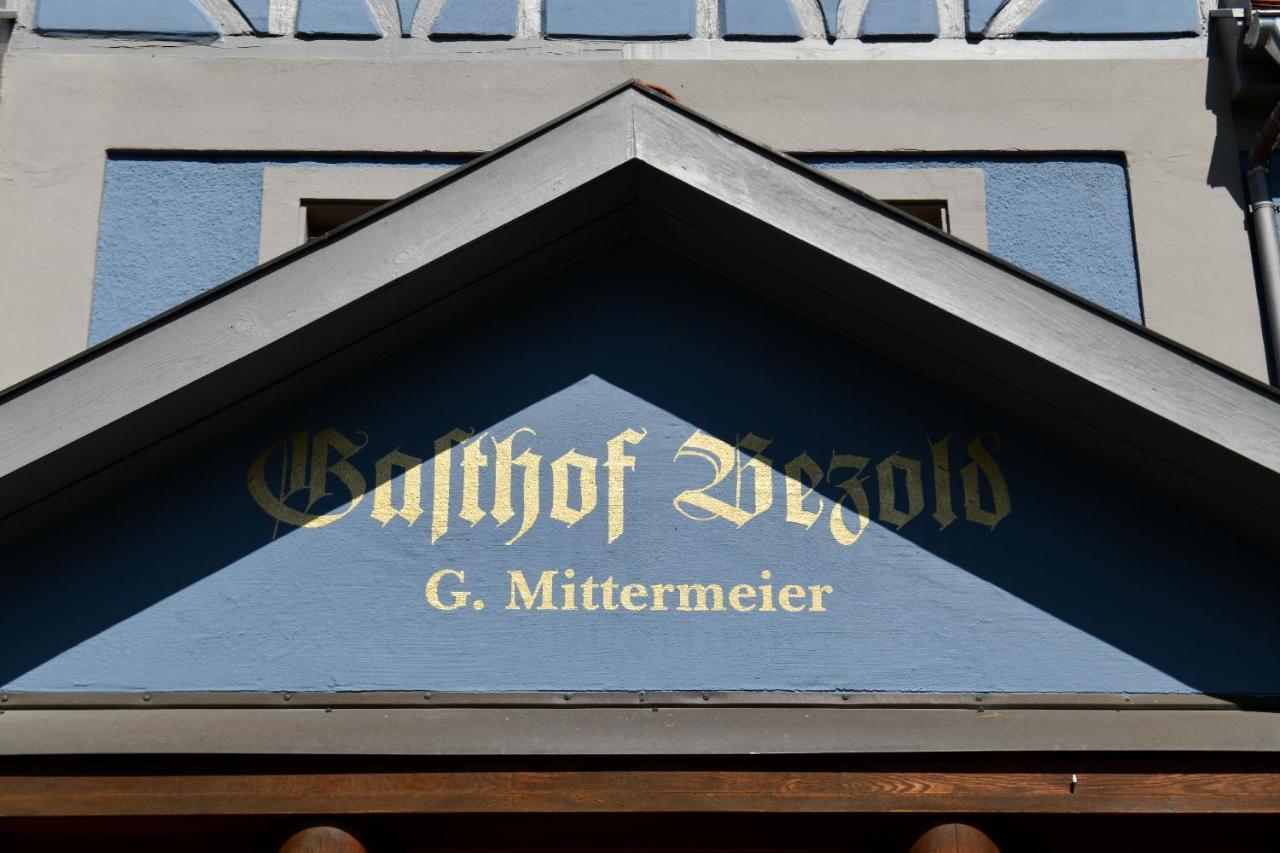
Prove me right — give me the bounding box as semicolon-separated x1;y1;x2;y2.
2;705;1280;757
1;690;1277;711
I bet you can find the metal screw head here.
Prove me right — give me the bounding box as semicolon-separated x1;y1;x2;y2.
142;693;152;702
563;694;571;701
841;694;850;701
282;693;292;702
424;693;432;701
0;694;8;703
701;693;710;701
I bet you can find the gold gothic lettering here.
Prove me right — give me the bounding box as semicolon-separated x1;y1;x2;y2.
248;425;1011;545
963;433;1013;528
247;427;368;537
371;449;424;527
605;428;647;543
784;452;825;530
431;428;473;543
551;450;599;527
672;431;774;527
491;428;541;545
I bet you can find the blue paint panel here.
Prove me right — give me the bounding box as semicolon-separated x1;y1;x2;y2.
860;0;938;39
722;0;803;40
230;0;272;34
432;0;518;39
34;0;220;40
89;156;467;345
966;0;1007;38
808;155;1144;322
817;0;840;39
545;0;695;39
5;241;1277;694
1019;0;1201;37
295;0;383;38
397;0;421;36
89;154;1143;343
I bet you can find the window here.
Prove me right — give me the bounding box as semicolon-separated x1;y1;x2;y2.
304;200;384;240
259;165;986;262
886;200;948;231
302;198;951;240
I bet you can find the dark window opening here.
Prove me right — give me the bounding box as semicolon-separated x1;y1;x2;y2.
304;200;384;241
886;200;949;232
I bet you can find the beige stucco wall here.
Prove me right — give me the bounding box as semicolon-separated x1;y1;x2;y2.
0;33;1265;387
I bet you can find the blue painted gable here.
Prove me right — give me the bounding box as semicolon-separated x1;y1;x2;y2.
1019;0;1201;37
295;0;383;38
722;0;803;40
860;0;939;40
7;241;1276;695
545;0;696;39
432;0;518;39
34;0;220;40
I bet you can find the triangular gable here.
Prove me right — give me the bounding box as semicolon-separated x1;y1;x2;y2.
1;81;1278;551
3;239;1277;699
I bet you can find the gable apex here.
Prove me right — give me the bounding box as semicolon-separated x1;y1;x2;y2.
1;82;1278;550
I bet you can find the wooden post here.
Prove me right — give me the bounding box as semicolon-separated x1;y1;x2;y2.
279;826;368;853
909;823;999;853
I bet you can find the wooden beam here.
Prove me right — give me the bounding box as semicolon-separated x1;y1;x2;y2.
2;769;1279;817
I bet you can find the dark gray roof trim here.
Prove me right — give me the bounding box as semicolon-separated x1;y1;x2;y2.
5;692;1280;756
1;82;1279;547
4;706;1280;757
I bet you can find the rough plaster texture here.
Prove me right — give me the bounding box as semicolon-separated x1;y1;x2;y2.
966;0;1007;37
722;0;803;40
295;0;382;38
814;156;1142;321
33;0;219;40
94;153;1087;344
1020;0;1201;38
545;0;695;39
6;243;1278;694
860;0;938;40
91;157;463;344
0;42;1264;388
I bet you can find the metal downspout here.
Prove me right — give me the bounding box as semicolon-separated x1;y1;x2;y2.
1244;11;1280;382
1246;166;1280;381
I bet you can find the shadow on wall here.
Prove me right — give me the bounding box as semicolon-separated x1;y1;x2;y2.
3;239;1278;695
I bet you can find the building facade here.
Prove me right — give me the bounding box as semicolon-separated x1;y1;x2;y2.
1;1;1279;850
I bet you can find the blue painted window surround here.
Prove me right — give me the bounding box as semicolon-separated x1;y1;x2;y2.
90;153;1142;345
